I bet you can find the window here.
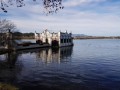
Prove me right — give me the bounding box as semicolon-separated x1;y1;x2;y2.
69;39;71;43
61;39;63;43
67;39;69;43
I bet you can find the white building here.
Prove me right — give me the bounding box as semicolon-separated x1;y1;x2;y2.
35;29;73;47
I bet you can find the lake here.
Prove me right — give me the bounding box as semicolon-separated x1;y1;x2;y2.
0;39;120;90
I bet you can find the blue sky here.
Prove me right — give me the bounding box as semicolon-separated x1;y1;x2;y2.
0;0;120;36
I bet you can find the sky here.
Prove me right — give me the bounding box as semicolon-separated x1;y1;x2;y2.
0;0;120;36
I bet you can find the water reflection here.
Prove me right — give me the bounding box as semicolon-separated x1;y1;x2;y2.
0;47;73;83
0;52;22;83
0;47;73;67
36;47;73;63
0;52;19;69
0;46;73;69
16;46;73;64
0;39;120;90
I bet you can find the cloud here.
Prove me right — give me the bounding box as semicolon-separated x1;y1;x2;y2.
63;0;108;7
9;8;120;36
0;0;120;36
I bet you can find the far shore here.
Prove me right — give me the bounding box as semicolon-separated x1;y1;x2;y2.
15;36;120;40
73;36;120;39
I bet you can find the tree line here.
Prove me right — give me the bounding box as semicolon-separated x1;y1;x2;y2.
13;32;35;39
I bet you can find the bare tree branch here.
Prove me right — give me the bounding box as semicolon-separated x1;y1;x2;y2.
0;19;17;45
0;19;16;32
0;0;64;13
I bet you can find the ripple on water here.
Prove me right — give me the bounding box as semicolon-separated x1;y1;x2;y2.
0;39;120;90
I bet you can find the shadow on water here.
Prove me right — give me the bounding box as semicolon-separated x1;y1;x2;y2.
0;52;22;90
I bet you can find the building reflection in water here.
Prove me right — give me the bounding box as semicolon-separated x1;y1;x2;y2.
36;46;73;64
0;46;73;66
0;46;73;84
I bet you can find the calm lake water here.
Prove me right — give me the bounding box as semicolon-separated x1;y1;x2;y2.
0;39;120;90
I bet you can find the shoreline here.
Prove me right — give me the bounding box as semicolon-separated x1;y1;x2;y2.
14;36;120;40
73;38;120;40
73;37;120;40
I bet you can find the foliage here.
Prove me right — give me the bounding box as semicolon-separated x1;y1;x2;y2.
12;32;35;39
0;0;64;14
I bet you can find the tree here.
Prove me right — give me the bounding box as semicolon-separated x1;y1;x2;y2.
0;0;64;14
0;19;16;32
0;19;16;47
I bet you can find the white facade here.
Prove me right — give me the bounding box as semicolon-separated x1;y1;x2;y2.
35;30;73;47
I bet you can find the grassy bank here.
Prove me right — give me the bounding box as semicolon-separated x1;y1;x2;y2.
0;83;18;90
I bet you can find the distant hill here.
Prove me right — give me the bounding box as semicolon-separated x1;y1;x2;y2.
73;35;120;39
72;34;88;37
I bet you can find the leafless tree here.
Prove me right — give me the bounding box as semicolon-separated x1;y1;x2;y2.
0;19;16;46
0;19;16;32
0;0;64;13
